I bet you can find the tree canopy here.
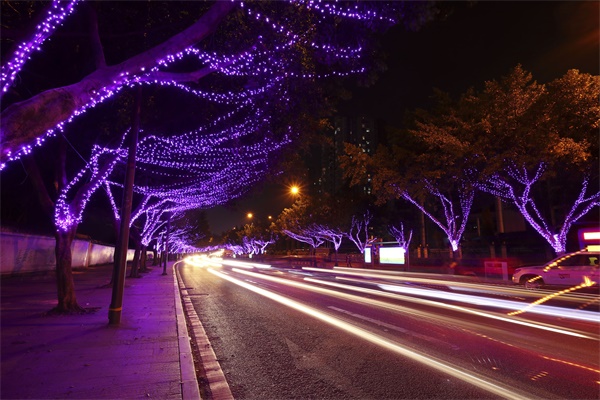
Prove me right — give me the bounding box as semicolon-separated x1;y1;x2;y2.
345;65;599;255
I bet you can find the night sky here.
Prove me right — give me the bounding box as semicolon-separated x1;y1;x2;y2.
205;1;599;234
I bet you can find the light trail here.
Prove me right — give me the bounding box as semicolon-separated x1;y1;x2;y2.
228;266;596;339
372;281;599;322
183;255;271;270
219;259;272;269
508;277;597;316
309;277;595;338
207;267;533;400
184;258;597;337
304;266;599;305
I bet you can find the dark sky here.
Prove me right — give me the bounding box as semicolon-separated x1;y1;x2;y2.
205;1;599;235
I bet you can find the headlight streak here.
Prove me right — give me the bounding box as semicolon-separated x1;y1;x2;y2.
307;266;526;296
218;258;272;269
370;281;599;323
184;256;271;270
305;266;598;305
310;277;595;338
227;267;595;340
184;255;223;268
207;267;531;400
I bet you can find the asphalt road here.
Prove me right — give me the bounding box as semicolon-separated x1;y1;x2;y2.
178;259;599;400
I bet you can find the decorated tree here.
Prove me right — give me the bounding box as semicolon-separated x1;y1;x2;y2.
1;1;436;166
1;1;438;311
404;66;599;255
389;223;413;253
346;210;377;254
276;197;325;257
341;134;475;257
22;138;124;313
473;67;600;254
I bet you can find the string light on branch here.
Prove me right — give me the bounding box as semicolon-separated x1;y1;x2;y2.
1;0;80;96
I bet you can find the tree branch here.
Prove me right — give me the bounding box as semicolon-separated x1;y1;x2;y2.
1;1;236;162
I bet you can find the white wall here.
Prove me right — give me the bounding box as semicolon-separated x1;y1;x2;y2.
0;232;135;275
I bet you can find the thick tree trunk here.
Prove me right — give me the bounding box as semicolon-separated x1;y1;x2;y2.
53;227;84;313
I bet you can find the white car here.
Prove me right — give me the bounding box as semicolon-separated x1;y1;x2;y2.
512;250;600;289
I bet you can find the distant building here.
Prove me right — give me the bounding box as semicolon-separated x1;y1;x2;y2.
313;115;379;196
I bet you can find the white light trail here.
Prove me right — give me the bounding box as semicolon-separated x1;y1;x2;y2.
229;267;596;339
309;277;595;339
207;267;532;400
376;282;599;323
305;266;598;304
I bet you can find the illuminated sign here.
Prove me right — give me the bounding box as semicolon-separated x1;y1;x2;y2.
583;232;600;240
579;229;600;250
364;248;372;263
379;247;406;265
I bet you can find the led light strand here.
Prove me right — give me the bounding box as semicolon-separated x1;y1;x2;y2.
1;0;80;95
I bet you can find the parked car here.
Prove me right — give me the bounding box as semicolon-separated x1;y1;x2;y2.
512;250;600;289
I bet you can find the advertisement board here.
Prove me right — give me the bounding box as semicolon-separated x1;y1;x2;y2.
379;247;406;265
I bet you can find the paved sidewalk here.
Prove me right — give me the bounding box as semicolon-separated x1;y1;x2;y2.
1;262;199;400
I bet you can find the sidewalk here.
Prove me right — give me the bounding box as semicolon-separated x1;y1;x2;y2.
1;262;199;400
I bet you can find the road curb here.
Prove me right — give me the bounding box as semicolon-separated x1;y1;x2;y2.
175;264;234;400
173;263;202;400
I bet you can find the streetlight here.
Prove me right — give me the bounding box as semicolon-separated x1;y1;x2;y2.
247;212;253;219
290;185;299;196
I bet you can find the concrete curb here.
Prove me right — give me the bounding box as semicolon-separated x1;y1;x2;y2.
173;263;202;400
175;265;234;400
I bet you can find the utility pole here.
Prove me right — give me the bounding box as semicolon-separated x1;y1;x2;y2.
109;87;141;325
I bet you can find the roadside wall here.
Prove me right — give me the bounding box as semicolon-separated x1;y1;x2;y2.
0;232;135;275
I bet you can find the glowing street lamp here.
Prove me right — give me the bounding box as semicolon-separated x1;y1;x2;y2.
290;185;300;196
247;212;253;219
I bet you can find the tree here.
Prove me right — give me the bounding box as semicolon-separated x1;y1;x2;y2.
276;197;325;254
1;1;435;166
389;223;413;252
346;210;376;254
341;133;475;256
396;66;599;254
238;222;277;256
22;139;122;312
2;1;437;311
465;66;598;254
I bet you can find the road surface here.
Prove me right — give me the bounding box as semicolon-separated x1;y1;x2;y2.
177;257;599;399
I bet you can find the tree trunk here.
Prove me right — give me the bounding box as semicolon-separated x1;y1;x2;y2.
53;227;84;313
152;248;158;266
129;240;141;278
140;246;148;272
334;249;339;266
